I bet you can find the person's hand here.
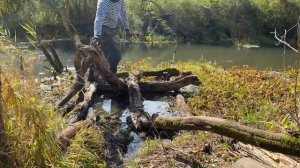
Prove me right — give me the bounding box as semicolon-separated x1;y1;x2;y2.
90;35;101;46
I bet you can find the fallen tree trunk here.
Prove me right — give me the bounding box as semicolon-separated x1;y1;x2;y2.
117;68;180;79
96;75;201;93
139;74;200;92
155;116;300;157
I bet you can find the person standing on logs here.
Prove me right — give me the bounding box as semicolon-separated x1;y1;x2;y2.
90;0;130;74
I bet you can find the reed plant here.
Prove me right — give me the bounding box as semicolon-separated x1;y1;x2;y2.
0;27;62;167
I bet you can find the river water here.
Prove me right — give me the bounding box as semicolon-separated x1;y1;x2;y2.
36;43;298;76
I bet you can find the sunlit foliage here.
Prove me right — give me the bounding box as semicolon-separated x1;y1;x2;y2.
0;27;62;167
1;0;299;43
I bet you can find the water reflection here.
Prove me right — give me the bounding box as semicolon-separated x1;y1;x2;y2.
89;96;173;157
35;43;298;76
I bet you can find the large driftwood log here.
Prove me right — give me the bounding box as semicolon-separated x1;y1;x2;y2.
139;75;200;93
155;116;300;157
58;9;128;108
117;68;180;79
80;46;127;91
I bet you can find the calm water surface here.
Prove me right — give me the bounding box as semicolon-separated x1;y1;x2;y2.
36;43;298;75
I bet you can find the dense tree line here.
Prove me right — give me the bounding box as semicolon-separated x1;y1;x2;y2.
0;0;299;44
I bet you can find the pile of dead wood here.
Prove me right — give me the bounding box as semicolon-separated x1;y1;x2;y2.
56;8;200;149
53;7;300;163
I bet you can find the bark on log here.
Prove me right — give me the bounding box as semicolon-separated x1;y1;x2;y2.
139;75;200;92
69;82;98;123
96;75;201;93
57;48;92;108
39;43;63;74
175;94;191;117
58;116;95;150
155;116;300;157
127;74;151;131
80;46;127;92
117;68;180;79
47;42;64;71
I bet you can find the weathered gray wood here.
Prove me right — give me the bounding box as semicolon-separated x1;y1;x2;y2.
69;82;98;123
175;94;191;117
139;75;200;92
238;143;300;168
233;158;271;168
127;74;151;131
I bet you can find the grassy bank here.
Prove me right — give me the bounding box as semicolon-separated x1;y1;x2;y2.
125;59;299;167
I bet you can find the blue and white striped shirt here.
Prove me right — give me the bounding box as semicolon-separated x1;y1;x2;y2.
94;0;130;36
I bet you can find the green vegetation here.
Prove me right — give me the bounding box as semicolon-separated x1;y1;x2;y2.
125;59;299;132
0;28;107;168
1;0;299;44
0;27;61;167
125;59;300;166
0;28;300;166
127;132;238;167
59;127;107;168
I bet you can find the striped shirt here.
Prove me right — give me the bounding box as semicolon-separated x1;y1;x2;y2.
94;0;130;36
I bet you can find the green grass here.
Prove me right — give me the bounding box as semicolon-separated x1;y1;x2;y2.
59;127;107;168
